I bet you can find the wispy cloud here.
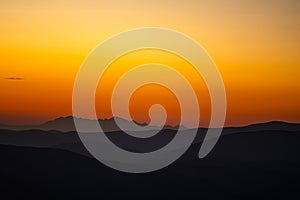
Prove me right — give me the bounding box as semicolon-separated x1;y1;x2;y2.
5;77;24;81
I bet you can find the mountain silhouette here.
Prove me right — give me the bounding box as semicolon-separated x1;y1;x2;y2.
1;121;300;159
1;123;300;199
0;116;181;132
1;116;299;133
1;120;300;199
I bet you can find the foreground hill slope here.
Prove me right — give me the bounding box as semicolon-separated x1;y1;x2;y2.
0;144;299;199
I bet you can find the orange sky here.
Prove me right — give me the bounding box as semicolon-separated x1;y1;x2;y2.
0;0;299;126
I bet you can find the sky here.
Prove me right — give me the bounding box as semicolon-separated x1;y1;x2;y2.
0;0;299;126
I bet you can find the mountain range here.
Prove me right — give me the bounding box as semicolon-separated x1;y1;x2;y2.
0;120;300;199
1;116;300;133
0;116;182;132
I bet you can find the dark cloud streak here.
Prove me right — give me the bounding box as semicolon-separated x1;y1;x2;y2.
5;77;24;81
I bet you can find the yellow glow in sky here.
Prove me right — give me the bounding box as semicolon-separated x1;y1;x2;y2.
0;0;299;126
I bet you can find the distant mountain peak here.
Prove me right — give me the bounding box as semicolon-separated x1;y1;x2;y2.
0;116;299;132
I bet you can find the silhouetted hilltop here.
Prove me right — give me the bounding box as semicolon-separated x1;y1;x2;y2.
0;124;300;161
0;141;300;199
224;121;300;133
1;116;299;133
1;120;300;199
0;116;181;132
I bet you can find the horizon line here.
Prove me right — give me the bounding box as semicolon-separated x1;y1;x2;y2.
1;115;299;129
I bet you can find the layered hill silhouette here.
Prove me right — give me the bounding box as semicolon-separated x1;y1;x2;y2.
0;116;181;132
1;119;300;199
1;115;300;133
0;120;300;160
1;143;300;200
0;121;300;199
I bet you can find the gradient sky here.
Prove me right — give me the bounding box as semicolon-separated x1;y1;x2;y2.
0;0;299;126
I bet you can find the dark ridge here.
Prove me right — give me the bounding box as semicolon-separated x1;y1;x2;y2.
0;143;300;199
1;115;300;132
1;121;300;199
